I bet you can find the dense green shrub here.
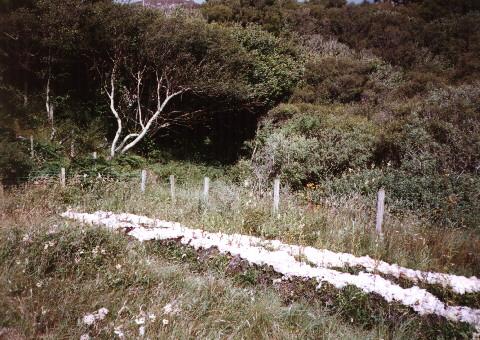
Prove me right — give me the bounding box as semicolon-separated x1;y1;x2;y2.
251;104;378;189
292;56;375;104
231;24;303;105
317;167;479;228
249;101;479;228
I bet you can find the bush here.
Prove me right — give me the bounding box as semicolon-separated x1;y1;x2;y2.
251;104;378;189
316;112;480;228
249;99;480;228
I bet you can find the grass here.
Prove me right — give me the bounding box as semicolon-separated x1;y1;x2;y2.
1;213;389;339
26;172;478;277
1;170;479;338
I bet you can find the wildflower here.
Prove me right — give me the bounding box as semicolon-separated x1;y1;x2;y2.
80;334;91;340
148;313;156;321
96;308;109;320
83;314;96;326
135;316;145;325
162;300;180;316
139;326;145;337
162;319;169;326
163;303;174;315
114;327;125;338
43;240;55;250
115;264;122;270
22;234;31;242
36;281;43;288
82;308;109;326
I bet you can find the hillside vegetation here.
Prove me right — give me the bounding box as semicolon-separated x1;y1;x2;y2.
0;0;479;338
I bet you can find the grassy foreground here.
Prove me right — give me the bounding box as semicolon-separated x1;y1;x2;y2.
1;173;479;339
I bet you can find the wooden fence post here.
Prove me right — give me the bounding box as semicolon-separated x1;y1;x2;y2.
376;188;385;235
203;177;210;203
273;178;280;214
169;175;175;202
60;167;66;188
30;135;34;158
141;170;147;193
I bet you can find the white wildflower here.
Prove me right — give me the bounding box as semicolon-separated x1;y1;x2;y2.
138;326;145;337
82;307;109;326
22;234;31;242
162;319;169;326
114;327;125;338
148;313;156;321
162;301;179;315
135;316;145;325
80;334;90;340
115;264;122;270
43;240;55;250
96;307;109;320
163;303;173;315
83;314;96;326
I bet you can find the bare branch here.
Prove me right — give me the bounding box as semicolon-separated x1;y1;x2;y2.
119;85;186;154
108;62;123;158
3;32;18;40
134;67;146;129
115;133;140;152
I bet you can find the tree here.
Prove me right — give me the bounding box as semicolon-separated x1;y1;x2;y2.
92;7;248;158
104;61;189;158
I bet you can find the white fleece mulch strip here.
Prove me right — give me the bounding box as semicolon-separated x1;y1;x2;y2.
61;210;480;330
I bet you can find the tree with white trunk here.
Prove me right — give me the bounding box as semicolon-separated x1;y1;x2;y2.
105;61;189;158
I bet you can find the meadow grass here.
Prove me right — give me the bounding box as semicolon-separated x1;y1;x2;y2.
0;174;479;339
34;172;479;277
